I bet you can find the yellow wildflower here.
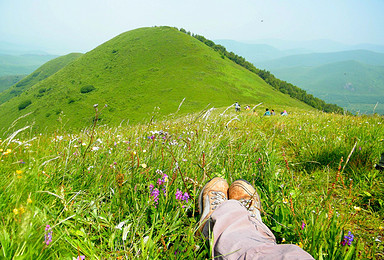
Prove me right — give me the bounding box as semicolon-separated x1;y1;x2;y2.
354;206;361;212
297;242;303;248
16;170;23;174
282;198;288;204
3;149;11;155
19;206;25;214
141;163;147;168
282;238;286;243
27;198;32;204
379;226;383;230
13;208;19;215
0;149;3;152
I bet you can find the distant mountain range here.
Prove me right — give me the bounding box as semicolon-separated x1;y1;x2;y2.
216;39;384;114
0;53;57;77
216;39;384;62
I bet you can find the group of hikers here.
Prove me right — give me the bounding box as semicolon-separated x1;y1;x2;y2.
234;102;288;116
263;108;288;116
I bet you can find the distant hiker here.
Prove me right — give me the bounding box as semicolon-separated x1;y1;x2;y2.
281;110;288;116
234;102;241;112
263;108;271;116
271;109;276;115
375;152;384;171
198;177;315;259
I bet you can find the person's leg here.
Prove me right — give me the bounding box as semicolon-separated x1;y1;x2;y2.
208;200;313;259
199;178;314;260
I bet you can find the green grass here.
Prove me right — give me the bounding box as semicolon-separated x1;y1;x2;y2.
0;106;383;259
0;26;312;135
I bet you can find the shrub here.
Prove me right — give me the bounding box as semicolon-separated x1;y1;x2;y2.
18;100;32;110
80;85;95;94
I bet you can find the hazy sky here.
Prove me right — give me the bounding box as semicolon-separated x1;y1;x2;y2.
1;0;383;54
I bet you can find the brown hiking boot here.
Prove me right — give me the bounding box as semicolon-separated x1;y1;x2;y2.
375;153;384;171
198;177;229;233
229;179;262;222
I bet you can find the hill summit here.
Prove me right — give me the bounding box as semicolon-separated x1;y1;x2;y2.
0;26;312;133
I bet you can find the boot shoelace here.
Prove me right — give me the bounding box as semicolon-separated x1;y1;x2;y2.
210;191;227;210
239;198;258;218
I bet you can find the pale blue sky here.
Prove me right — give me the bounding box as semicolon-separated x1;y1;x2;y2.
0;0;383;54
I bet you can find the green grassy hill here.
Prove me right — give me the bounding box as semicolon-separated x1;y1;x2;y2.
0;74;25;93
270;60;384;114
0;53;82;105
0;26;313;134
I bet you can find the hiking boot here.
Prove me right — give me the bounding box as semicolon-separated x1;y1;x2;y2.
198;177;229;232
229;179;262;222
375;153;384;171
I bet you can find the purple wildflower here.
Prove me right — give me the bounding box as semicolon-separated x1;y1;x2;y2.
150;188;160;206
77;256;85;260
341;231;354;246
301;221;306;230
175;189;183;200
157;173;168;186
44;225;52;245
182;192;189;203
175;189;190;207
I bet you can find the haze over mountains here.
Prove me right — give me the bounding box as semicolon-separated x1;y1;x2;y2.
215;39;384;114
0;47;58;92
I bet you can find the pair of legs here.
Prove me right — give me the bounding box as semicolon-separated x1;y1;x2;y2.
198;178;314;259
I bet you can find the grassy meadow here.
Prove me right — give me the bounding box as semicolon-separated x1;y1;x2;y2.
1;105;383;259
